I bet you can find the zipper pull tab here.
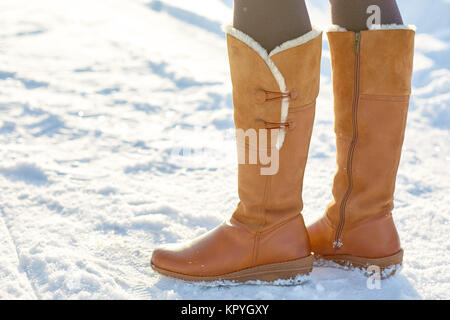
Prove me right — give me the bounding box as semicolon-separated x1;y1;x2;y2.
354;32;361;54
333;240;343;249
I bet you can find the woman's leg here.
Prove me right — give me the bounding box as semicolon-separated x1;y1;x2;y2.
233;0;312;52
330;0;403;31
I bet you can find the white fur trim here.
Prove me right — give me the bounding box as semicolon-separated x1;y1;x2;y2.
223;24;322;149
369;24;417;31
269;26;322;57
327;24;347;32
328;24;416;32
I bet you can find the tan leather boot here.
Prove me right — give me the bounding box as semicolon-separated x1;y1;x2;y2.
151;26;322;282
308;25;415;276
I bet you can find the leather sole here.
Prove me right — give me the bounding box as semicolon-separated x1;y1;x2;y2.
314;249;403;278
151;255;314;283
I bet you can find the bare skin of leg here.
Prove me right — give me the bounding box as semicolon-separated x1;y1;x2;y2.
233;0;312;52
330;0;403;32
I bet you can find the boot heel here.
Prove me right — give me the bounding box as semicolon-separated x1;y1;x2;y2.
316;249;403;279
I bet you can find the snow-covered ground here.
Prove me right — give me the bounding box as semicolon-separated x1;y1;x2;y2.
0;0;448;299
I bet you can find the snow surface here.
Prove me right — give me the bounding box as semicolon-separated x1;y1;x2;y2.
0;0;449;300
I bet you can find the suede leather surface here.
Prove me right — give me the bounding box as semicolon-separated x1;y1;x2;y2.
360;30;415;96
271;35;322;107
325;32;356;226
326;32;356;139
349;94;409;223
227;34;282;131
308;29;414;258
234;103;316;230
151;32;322;277
229;33;322;231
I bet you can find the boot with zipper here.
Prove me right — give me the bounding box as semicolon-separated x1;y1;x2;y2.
308;25;415;276
151;25;322;282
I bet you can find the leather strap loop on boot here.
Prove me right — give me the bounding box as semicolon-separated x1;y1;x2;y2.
254;89;298;104
264;121;292;130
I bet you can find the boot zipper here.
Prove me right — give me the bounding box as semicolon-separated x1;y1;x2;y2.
354;32;361;53
333;32;361;249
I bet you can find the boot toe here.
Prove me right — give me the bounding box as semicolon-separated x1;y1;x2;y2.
151;244;184;274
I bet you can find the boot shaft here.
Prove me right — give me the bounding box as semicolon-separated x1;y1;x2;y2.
326;27;415;234
225;26;322;231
